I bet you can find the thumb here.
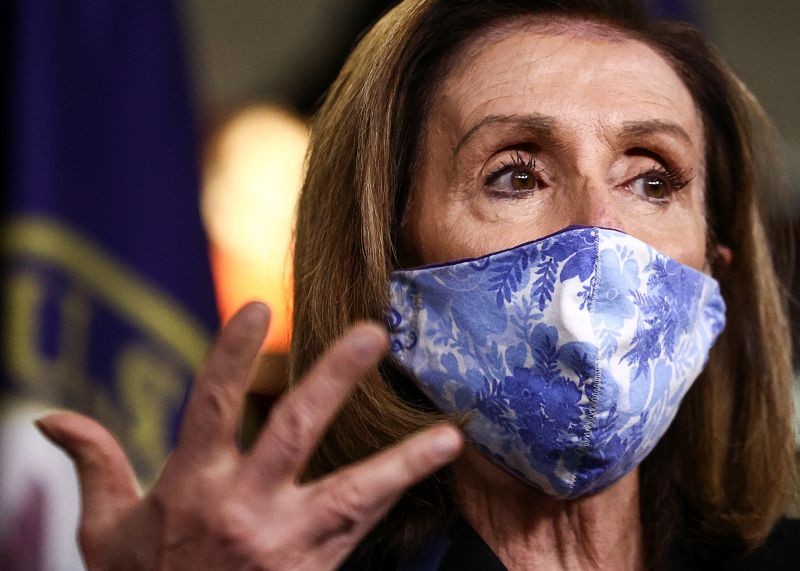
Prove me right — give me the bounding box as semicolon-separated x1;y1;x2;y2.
36;411;141;539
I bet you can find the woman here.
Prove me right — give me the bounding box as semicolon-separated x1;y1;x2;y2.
37;0;796;569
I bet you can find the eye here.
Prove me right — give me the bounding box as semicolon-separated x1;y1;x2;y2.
509;170;538;191
632;174;670;200
485;151;545;196
626;166;691;203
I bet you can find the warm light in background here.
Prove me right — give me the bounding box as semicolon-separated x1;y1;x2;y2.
201;105;308;356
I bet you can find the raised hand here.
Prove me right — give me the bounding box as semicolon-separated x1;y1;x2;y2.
36;302;463;570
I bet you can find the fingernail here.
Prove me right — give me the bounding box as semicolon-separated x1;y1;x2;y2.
433;428;462;456
243;302;270;327
351;329;385;363
34;419;63;447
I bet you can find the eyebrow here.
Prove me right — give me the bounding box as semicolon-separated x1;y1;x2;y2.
617;119;694;147
452;115;695;158
452;113;563;157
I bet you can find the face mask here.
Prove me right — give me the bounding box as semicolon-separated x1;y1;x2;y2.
387;226;725;499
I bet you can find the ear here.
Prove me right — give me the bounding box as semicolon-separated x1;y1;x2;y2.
714;244;733;269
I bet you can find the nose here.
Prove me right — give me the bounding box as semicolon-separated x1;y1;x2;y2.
569;178;625;232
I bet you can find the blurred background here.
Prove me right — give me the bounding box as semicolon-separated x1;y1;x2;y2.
1;0;798;568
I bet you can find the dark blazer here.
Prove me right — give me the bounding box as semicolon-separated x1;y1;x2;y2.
344;516;800;570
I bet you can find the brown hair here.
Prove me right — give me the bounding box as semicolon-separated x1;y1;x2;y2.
291;0;795;566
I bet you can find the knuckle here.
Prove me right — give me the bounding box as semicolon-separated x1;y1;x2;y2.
266;401;315;463
203;350;238;387
402;444;430;478
202;325;255;385
185;381;239;440
198;384;231;423
213;502;304;570
322;476;372;524
191;501;268;565
137;494;289;569
213;501;256;548
78;439;117;473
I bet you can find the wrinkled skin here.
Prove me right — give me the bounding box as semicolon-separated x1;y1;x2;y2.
405;22;709;270
401;20;726;570
38;304;462;570
39;16;731;571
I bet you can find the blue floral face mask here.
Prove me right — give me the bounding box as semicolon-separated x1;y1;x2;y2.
387;226;726;499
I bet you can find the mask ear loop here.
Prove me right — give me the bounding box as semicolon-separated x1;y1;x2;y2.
398;193;414;235
393;181;421;269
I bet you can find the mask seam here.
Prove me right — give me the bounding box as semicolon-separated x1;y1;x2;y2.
394;225;616;273
569;228;603;496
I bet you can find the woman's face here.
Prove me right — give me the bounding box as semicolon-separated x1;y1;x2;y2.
404;21;708;271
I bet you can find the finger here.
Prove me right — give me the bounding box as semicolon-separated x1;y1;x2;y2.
178;302;270;457
308;426;463;549
242;322;388;485
35;412;141;543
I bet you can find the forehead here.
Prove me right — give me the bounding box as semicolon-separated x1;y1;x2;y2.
434;19;704;153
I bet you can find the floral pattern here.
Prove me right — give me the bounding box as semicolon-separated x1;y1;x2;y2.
388;226;726;498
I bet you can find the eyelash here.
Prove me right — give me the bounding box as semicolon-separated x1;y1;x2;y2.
484;150;541;195
625;164;692;203
483;150;692;203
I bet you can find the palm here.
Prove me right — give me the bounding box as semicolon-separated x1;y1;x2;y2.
37;303;462;570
